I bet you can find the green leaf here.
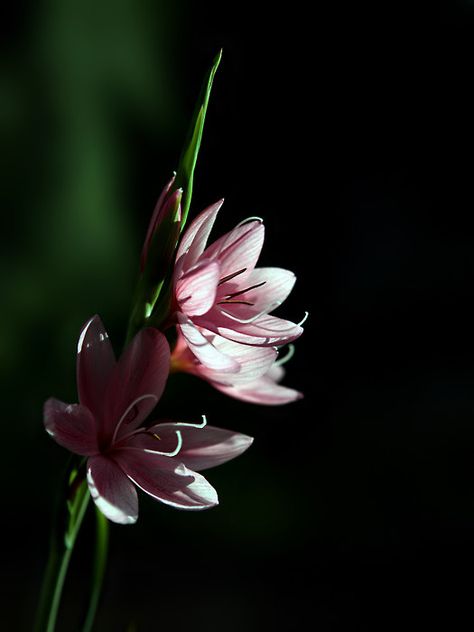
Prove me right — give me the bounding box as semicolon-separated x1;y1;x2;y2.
174;49;222;228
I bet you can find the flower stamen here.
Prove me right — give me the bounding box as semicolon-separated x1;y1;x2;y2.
143;430;182;457
119;430;183;457
111;393;158;444
217;300;255;306
298;311;309;327
214;217;263;259
275;344;296;366
235;216;264;228
224;280;266;299
175;414;208;429
218;268;247;285
219;301;282;324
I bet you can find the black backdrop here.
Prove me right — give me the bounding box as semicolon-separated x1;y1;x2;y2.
2;1;474;630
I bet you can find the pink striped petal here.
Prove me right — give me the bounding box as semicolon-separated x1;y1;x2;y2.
77;315;116;419
87;455;138;524
217;267;296;314
177;314;240;373
203;220;265;280
216;314;303;346
215;376;303;405
142;423;254;472
44;398;99;456
115;449;218;510
176;200;223;271
104;328;170;440
195;337;277;385
176;260;220;316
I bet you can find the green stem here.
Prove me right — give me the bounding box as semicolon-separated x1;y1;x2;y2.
81;508;109;632
35;464;90;632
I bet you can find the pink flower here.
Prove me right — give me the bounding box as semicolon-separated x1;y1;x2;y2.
171;328;302;405
44;315;253;524
173;201;305;371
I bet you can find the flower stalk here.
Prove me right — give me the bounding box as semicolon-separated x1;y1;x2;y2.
35;458;90;632
81;508;109;632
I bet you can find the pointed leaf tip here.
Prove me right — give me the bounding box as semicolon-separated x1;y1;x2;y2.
174;51;222;230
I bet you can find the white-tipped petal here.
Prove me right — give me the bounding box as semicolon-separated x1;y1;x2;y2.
87;456;138;525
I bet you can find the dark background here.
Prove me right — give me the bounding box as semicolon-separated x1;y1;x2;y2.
2;1;474;629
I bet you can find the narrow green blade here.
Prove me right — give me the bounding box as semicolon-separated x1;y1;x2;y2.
174;49;222;228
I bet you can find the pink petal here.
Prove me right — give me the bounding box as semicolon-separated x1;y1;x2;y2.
203;220;265;281
217;267;296;314
43;398;99;456
77;315;116;419
215;376;303;405
104;328;170;440
140;175;175;271
216;314;304;346
195;336;277;386
177;314;240;373
115;449;218;510
140;423;254;472
87;455;138;524
176;260;220;316
176;200;223;271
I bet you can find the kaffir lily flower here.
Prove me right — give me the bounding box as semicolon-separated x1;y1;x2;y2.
173;201;306;371
171;328;302;405
43;315;253;524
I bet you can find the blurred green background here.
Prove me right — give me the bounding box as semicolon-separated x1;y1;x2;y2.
3;1;474;630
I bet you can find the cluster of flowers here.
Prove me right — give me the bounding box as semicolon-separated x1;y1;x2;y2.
44;179;304;524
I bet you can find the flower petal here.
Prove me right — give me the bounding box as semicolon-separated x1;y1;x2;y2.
77;315;116;419
203;220;265;281
177;314;240;373
195;336;277;385
176;200;223;271
43;398;99;456
176;260;220;316
87;455;138;524
216;314;304;346
217;267;296;314
215;375;303;405
141;423;254;472
140;175;175;271
104;328;170;440
115;449;218;510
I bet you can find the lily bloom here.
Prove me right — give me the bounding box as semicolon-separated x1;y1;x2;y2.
171;328;302;405
173;201;305;371
44;315;253;524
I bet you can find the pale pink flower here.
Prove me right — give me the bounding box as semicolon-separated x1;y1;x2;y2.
171;328;302;405
44;315;253;524
173;201;305;372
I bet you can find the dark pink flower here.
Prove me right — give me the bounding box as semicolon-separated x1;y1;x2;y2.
173;202;305;371
171;328;302;405
44;315;253;524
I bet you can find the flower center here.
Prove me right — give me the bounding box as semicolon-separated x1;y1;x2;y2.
111;393;158;445
216;267;266;307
